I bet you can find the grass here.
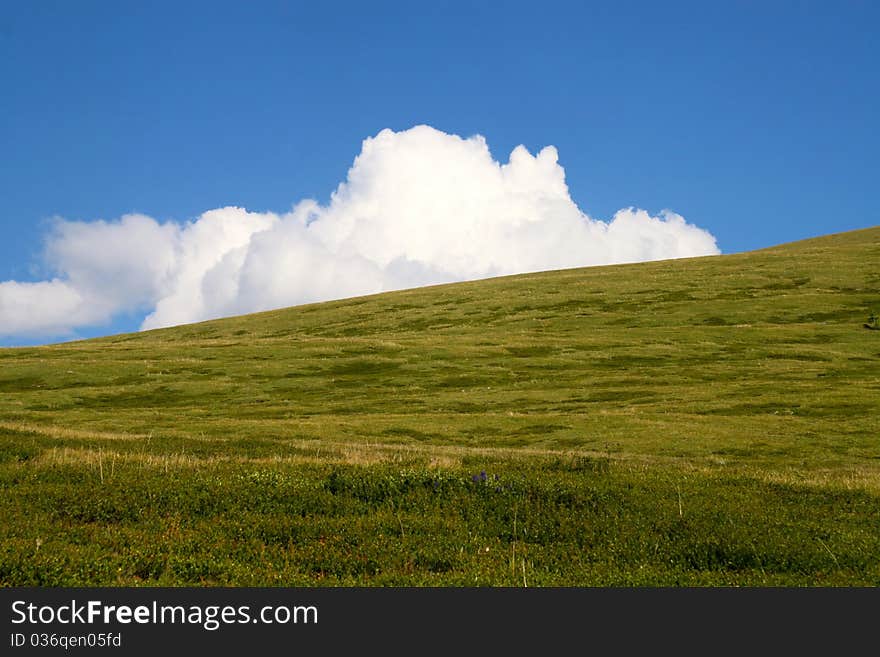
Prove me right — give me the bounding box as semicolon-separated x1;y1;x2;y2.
1;225;879;586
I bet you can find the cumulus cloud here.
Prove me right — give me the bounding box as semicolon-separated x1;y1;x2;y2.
0;125;720;340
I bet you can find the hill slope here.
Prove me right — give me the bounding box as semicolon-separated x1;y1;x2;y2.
2;226;878;465
1;226;878;586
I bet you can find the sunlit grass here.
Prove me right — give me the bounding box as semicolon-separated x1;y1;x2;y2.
1;226;878;585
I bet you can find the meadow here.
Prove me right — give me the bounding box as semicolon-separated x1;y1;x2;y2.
1;226;878;585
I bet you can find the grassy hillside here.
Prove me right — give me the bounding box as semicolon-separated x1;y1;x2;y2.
1;226;879;586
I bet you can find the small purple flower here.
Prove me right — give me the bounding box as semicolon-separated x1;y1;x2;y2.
480;471;487;482
472;474;480;483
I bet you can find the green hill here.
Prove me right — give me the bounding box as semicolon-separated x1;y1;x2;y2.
1;226;879;586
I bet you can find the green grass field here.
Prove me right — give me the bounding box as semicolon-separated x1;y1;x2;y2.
1;226;878;586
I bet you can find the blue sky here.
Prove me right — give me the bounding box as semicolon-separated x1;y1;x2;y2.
1;1;878;345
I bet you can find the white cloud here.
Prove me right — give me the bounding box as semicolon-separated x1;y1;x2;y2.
0;279;86;337
142;207;278;330
45;213;180;314
0;125;720;340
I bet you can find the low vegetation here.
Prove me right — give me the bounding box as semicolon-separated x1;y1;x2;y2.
1;226;878;585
